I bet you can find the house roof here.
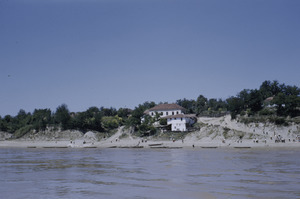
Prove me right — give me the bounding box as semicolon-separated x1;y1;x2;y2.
264;96;274;102
148;104;186;112
163;114;197;119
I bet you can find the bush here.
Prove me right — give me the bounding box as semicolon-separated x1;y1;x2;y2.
119;133;129;139
159;118;167;125
223;127;230;139
259;108;275;116
102;116;122;130
274;118;288;126
13;125;33;139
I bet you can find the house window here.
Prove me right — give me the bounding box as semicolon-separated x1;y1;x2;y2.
166;112;168;115
151;112;154;116
181;118;182;121
172;112;174;115
176;111;179;114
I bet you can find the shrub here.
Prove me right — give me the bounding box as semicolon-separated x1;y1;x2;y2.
159;118;167;125
13;125;33;139
259;108;275;116
223;127;230;139
102;116;122;130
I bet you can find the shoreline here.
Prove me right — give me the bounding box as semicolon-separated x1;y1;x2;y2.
1;138;300;149
1;115;299;150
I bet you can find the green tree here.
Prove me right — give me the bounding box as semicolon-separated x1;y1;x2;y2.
16;109;32;129
196;95;208;115
259;80;273;99
101;116;122;130
55;104;71;130
100;107;117;117
2;115;14;133
176;98;196;113
126;102;156;127
32;109;51;131
227;97;244;119
248;89;263;113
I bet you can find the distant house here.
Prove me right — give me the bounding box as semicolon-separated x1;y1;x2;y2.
144;104;197;132
264;96;275;107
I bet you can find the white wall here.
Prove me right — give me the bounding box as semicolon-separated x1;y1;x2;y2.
167;117;187;131
149;109;183;117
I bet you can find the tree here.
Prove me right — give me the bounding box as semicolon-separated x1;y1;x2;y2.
259;80;273;99
117;108;130;118
248;89;263;113
55;104;71;130
272;93;286;116
16;109;32;129
283;85;300;96
100;107;117;117
273;93;300;117
176;98;196;113
101;116;122;130
271;80;282;96
2;115;14;133
126;102;156;127
32;109;51;131
196;95;208;115
285;95;300;117
227;97;244;119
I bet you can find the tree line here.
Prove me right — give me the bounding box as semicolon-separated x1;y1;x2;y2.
0;80;299;137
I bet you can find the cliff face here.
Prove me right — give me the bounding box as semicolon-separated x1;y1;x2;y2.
19;129;84;141
188;115;300;142
0;131;12;141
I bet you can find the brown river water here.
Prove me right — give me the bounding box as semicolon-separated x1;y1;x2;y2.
0;148;299;199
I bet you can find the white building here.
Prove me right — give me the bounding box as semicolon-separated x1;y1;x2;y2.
164;114;197;132
144;104;197;132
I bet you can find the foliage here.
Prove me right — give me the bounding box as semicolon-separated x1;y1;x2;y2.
32;109;52;131
195;95;208;115
125;101;156;128
0;80;299;137
223;127;230;139
101;116;122;130
159;118;167;125
227;80;300;119
54;104;71;130
176;98;196;114
13;125;33;139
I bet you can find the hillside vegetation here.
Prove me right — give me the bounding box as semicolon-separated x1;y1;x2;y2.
0;80;299;139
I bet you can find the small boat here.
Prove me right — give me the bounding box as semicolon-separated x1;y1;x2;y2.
150;146;182;149
234;146;251;149
148;143;163;146
150;146;168;149
119;146;144;149
201;146;218;148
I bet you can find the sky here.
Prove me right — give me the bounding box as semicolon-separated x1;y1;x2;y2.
1;0;299;116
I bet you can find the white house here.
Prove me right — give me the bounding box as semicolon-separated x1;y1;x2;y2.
164;114;197;132
144;104;197;132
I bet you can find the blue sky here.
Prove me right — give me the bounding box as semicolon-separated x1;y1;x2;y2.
1;0;299;116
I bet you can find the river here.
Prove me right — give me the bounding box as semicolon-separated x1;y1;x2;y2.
0;148;299;199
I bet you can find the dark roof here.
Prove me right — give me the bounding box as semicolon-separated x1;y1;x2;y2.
163;114;197;119
148;104;186;112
